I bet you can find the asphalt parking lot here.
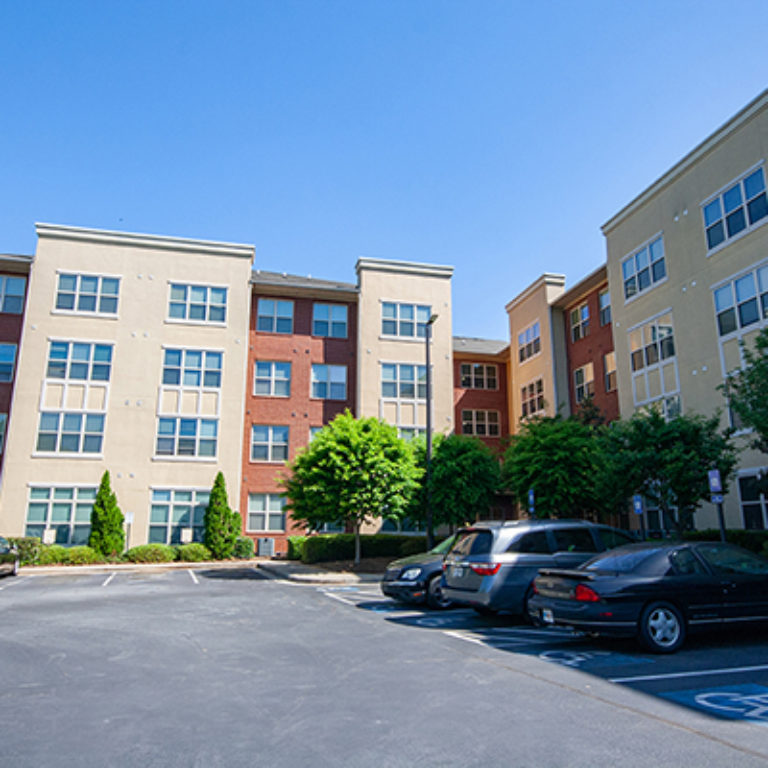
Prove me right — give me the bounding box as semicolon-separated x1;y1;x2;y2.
2;568;768;767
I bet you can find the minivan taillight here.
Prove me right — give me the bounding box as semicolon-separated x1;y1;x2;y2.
573;584;600;602
469;563;501;576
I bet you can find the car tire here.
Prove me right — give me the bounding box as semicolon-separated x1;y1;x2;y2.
426;576;452;610
638;601;685;653
472;606;498;617
524;585;541;626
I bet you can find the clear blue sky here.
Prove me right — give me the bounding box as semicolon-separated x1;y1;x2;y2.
2;1;766;340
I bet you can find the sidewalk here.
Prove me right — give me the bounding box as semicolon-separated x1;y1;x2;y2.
256;559;383;585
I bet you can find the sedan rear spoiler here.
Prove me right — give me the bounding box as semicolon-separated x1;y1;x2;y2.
537;568;596;580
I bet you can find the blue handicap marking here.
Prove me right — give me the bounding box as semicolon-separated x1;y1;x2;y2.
539;650;652;669
663;684;768;724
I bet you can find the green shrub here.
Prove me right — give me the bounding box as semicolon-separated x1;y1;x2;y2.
286;536;308;561
125;543;176;563
234;536;255;559
301;533;428;563
7;537;41;565
203;472;240;559
38;544;71;565
176;543;212;562
684;529;768;553
66;546;102;565
399;537;428;556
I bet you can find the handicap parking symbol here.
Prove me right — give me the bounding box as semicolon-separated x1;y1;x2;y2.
663;684;768;724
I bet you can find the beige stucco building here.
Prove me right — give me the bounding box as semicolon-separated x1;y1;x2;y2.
603;89;768;531
0;224;254;546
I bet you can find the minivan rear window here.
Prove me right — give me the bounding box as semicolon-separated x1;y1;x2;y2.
450;530;493;556
506;530;551;554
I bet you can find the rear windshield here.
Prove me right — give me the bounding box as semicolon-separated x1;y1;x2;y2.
583;547;663;574
450;530;493;556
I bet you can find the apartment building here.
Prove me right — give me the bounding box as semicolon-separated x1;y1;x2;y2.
0;224;254;546
602;89;768;532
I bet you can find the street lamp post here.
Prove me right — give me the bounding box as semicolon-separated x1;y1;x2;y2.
425;313;438;550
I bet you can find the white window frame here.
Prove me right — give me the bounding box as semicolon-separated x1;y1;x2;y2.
167;282;228;325
250;425;290;463
573;363;595;403
712;261;768;340
621;234;666;302
149;487;210;544
155;417;218;460
0;275;25;314
162;347;223;390
0;343;17;382
253;360;291;397
311;364;347;400
599;290;611;326
35;411;105;456
46;340;113;382
518;321;541;363
628;310;679;416
25;485;97;545
54;271;120;317
520;378;545;420
603;351;617;393
246;493;286;533
460;363;498;390
312;303;348;338
381;301;432;340
256;298;293;334
461;409;500;437
570;302;590;342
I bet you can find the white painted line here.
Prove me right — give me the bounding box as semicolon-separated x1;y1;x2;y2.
188;569;199;585
101;572;117;587
610;664;768;684
444;630;486;646
325;592;357;607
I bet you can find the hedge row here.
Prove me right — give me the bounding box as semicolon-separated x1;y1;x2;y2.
683;528;768;554
290;533;428;564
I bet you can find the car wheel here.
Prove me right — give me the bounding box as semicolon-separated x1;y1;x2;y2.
472;606;498;617
426;576;452;610
638;601;685;653
524;585;541;626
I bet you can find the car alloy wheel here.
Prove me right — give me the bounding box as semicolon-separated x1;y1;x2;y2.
426;575;452;610
639;601;685;653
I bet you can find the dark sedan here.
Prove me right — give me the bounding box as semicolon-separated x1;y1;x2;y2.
381;535;457;609
529;541;768;653
0;537;19;577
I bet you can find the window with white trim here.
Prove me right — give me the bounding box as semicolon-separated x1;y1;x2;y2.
713;264;768;337
574;363;594;403
0;275;25;314
163;349;222;388
256;299;293;334
25;485;96;544
313;303;348;338
703;166;768;252
0;344;17;382
518;322;541;363
156;417;218;458
381;302;431;339
47;341;113;381
460;363;498;390
168;283;227;324
461;409;500;437
36;412;105;454
149;488;209;544
738;474;768;530
56;273;120;315
599;290;611;326
521;379;544;419
254;361;291;397
381;363;426;399
311;364;347;400
603;352;617;393
570;303;589;342
251;425;289;462
247;493;286;532
622;235;666;300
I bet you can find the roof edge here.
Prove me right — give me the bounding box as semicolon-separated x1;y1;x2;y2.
355;257;453;279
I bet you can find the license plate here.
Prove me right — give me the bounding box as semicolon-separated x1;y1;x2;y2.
542;609;554;624
452;566;464;578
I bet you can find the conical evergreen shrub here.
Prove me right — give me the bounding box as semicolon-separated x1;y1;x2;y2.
88;471;125;558
203;472;241;559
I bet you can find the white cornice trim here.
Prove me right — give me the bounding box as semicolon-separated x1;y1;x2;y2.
355;257;454;279
35;223;255;260
504;273;566;312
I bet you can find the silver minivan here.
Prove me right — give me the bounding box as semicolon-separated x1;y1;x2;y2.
441;519;635;619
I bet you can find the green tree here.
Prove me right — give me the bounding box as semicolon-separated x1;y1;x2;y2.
283;411;421;564
502;415;601;518
88;471;125;558
602;409;739;533
408;434;501;531
204;472;241;559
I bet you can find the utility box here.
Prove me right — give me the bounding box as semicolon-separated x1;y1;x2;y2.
257;537;275;557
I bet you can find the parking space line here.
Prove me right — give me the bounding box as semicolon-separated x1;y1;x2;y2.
610;664;768;684
188;569;199;585
0;577;26;590
325;592;357;607
101;573;117;587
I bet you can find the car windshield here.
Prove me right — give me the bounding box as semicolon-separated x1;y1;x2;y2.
583;547;663;574
449;530;493;556
430;535;457;555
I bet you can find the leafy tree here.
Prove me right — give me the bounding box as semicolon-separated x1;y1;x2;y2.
283;411;421;563
88;471;125;558
408;434;501;532
602;409;739;533
502;415;602;518
722;326;768;454
204;472;241;559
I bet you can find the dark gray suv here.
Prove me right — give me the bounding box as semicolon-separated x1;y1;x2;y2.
441;519;635;619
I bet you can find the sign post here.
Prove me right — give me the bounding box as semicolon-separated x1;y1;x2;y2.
528;488;535;517
708;469;727;543
632;495;646;541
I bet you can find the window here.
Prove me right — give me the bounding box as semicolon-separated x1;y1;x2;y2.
713;264;768;336
156;418;218;458
56;273;120;315
622;235;666;300
552;528;597;553
629;313;675;373
0;344;17;382
0;275;25;313
381;302;431;339
381;364;426;399
599;290;611;326
254;361;291;397
149;489;209;544
629;313;680;418
311;364;347;400
570;303;589;342
25;486;96;544
739;474;767;530
247;494;286;532
460;363;498;390
168;283;227;324
0;413;7;453
163;349;222;388
309;426;323;441
251;425;289;462
703;166;768;251
507;531;551;554
603;351;617;393
521;379;544;419
461;409;500;437
47;341;113;381
256;298;293;333
313;304;348;338
518;322;541;363
573;363;594;403
36;412;105;454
